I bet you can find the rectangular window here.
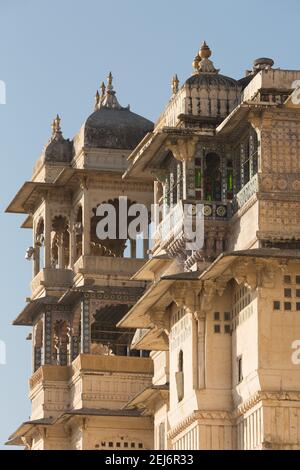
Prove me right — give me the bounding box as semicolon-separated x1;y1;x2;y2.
296;276;300;284
296;302;300;311
284;302;292;311
214;324;221;333
224;324;231;334
296;289;300;297
237;356;243;383
284;275;291;284
284;288;292;297
214;312;220;320
273;301;281;310
224;312;231;321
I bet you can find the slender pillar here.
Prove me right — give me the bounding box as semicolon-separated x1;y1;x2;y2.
240;143;245;188
69;212;76;269
43;310;52;365
82;184;91;256
44;198;52;268
57;234;64;269
81;296;90;354
197;313;206;389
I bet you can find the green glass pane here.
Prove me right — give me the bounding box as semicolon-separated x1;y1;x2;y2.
195;168;202;188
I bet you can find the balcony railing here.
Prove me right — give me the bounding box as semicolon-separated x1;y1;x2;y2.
232;174;258;213
73;255;145;277
31;268;73;297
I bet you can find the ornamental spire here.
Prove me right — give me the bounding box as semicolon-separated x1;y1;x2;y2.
94;90;100;110
94;72;123;110
51;114;62;139
172;74;179;94
192;41;219;74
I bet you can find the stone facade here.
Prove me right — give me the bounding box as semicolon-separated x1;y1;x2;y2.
6;44;300;450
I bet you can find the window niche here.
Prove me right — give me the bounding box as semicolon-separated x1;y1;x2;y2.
204;153;222;202
175;349;184;402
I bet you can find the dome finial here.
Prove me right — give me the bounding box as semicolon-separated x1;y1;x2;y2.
99;72;122;109
107;72;113;91
94;90;100;110
172;74;179;94
51;114;62;138
193;41;219;74
100;81;106;98
199;41;212;59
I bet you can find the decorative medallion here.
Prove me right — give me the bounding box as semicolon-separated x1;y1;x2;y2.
203;205;213;217
216;205;227;217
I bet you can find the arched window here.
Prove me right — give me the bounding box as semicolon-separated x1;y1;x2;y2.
204;153;222;201
176;349;184;401
178;349;184;372
34;218;45;275
75;206;83;261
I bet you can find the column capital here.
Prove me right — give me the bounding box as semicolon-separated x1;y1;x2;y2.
166;136;198;162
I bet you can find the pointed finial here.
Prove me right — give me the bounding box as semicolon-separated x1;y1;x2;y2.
192;54;200;72
94;90;100;110
172;74;179;94
199;41;212;59
51;114;61;137
100;81;106;98
107;72;113;90
99;72;122;109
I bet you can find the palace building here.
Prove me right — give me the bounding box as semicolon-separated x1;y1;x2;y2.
6;42;300;450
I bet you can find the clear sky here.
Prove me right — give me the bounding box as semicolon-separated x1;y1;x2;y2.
0;0;299;450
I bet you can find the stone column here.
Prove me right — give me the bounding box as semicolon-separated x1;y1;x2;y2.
44;198;52;268
57;233;64;269
81;296;90;354
69;212;76;269
82;181;91;256
71;335;79;361
240;143;245;188
196;312;206;389
182;159;195;200
43;310;52;365
177;163;183;201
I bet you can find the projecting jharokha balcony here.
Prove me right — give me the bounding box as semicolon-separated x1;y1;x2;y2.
73;255;146;278
154;199;231;253
31;268;74;297
29;354;153;420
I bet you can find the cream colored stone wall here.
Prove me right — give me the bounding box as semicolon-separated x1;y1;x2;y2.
151;351;169;386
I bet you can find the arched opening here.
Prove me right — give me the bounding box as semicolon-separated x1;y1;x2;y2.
90;198;143;258
53;319;69;366
75;206;83;261
178;349;184;372
176;349;184;401
34;319;43;371
51;215;70;268
34;218;45;276
204;153;222;201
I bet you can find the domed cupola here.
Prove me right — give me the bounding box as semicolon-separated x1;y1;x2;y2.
162;42;242;129
184;41;241;120
43;115;72;163
81;73;154;150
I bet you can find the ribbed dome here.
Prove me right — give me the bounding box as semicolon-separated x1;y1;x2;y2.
83;73;153;150
185;73;238;88
84;107;154;150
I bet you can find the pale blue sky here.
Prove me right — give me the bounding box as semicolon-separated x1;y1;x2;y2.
0;0;299;450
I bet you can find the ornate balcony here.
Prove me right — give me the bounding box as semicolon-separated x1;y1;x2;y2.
232;174;258;213
73;255;146;279
31;268;73;298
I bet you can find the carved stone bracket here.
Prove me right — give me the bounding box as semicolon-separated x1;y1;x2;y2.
231;258;277;289
166;137;198;162
149;308;170;333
